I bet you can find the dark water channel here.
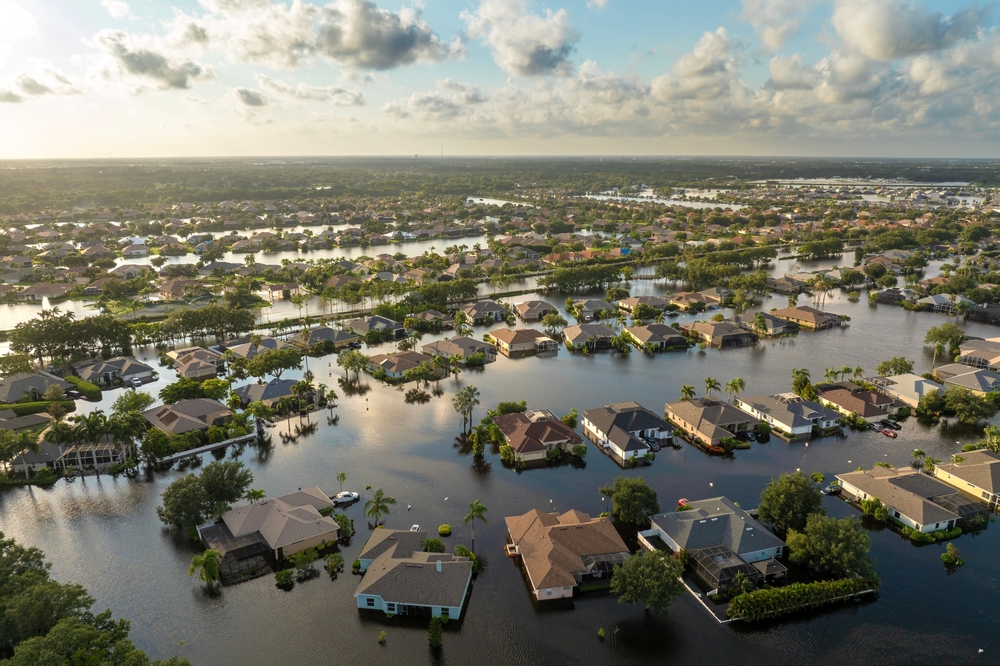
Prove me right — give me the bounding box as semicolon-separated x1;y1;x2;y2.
2;257;1000;666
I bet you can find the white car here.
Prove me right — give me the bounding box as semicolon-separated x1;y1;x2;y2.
129;377;143;388
331;491;359;505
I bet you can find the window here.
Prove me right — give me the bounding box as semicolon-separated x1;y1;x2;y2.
546;589;552;596
441;608;449;618
386;603;395;612
366;598;375;607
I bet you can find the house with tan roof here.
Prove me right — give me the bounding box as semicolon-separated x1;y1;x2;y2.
513;299;558;322
488;328;557;356
462;299;507;324
681;321;757;348
932;449;1000;508
366;351;442;380
870;373;944;407
770;305;842;330
493;409;583;462
505;508;630;600
817;387;898;422
625;324;688;351
664;398;754;448
143;398;232;435
168;346;223;380
616;296;669;313
956;338;1000;371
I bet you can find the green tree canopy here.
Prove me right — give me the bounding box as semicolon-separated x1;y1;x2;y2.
199;460;254;507
875;356;914;376
757;471;824;535
610;550;685;616
158;378;205;405
156;474;209;532
599;477;660;525
246;347;303;380
787;513;875;579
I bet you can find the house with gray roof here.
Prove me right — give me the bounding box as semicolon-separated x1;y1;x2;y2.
582;402;672;462
933;363;1000;395
916;293;973;315
421;336;496;363
462;299;507;324
72;357;154;386
289;326;359;352
870;373;944;408
664;398;754;447
572;298;617;321
624;324;688;352
513;299;558;322
143;398;232;435
562;323;616;350
0;372;71;403
224;336;291;361
735;393;841;439
643;497;785;591
344;315;405;340
232;378;299;408
355;529;473;619
932;450;1000;508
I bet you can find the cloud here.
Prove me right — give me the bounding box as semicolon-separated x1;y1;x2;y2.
0;0;40;58
95;29;214;90
462;0;579;76
235;87;268;106
765;54;819;90
741;0;813;51
101;0;135;20
832;0;987;61
198;0;318;68
256;73;365;105
587;0;608;8
381;101;410;119
0;62;80;103
317;0;458;69
382;78;488;120
650;28;743;101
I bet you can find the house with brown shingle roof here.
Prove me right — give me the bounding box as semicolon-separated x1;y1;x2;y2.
505;508;629;600
493;409;582;462
664;398;754;447
488;328;557;356
817;387;897;422
142;398;232;435
770;305;842;330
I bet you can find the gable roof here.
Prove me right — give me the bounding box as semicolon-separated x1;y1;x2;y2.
493;410;582;453
221;487;337;551
935;450;1000;494
625;324;687;345
143;398;232;434
837;467;960;526
650;497;784;556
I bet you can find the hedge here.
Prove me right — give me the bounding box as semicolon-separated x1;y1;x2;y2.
65;376;103;400
0;400;76;417
901;525;962;543
727;576;881;622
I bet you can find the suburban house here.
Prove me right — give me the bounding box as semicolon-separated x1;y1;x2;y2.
19;282;72;301
734;394;841;439
0;410;51;433
817;387;899;422
514;300;559;322
493;409;583;463
664;398;755;447
616;296;669;313
488;328;558;356
581;402;673;462
289;326;359;352
11;434;125;475
121;244;149;257
932;450;1000;508
956;338;1000;371
143;398;233;435
168;347;224;381
200;487;339;569
224;336;291;361
729;312;796;336
765;275;807;294
933;363;1000;395
681;321;757;348
668;292;712;310
462;299;508;324
641;497;786;592
232;378;299;408
367;351;441;379
770;305;842;330
697;286;734;305
355;529;473;619
869;373;944;407
624;324;688;351
72;357;154;386
344;315;405;339
421;336;496;363
0;372;72;403
836;466;984;533
159;279;200;300
563;323;616;351
916;293;973;315
505;508;630;600
572;299;617;321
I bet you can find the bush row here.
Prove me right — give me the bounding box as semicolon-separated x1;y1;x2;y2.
901;525;962;543
727;576;881;622
65;375;103;400
0;400;76;417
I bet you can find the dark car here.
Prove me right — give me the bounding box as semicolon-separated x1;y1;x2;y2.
881;420;901;431
65;389;81;399
735;431;752;441
822;485;842;496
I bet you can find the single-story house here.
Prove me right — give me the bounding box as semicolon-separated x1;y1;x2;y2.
168;347;224;381
765;276;807;294
624;324;688;351
344;315;405;339
664;398;754;447
734;394;841;438
488;328;558;356
642;497;786;591
355;529;473;619
121;244;149;257
933;363;1000;395
562;323;616;350
462;300;507;324
817;387;898;422
870;373;944;407
421;336;496;363
0;372;72;403
232;378;299;408
617;296;669;313
143;398;233;435
505;508;629;600
159;279;200;300
289;326;359;352
837;466;977;533
728;312;796;337
932;449;1000;508
11;434;125;475
668;292;712;310
916;293;973;315
682;321;757;348
582;402;672;461
956;338;1000;371
493;408;583;463
513;300;559;322
224;336;291;361
770;305;842;330
410;309;455;329
572;299;617;321
19;282;72;301
367;351;441;380
72;357;154;386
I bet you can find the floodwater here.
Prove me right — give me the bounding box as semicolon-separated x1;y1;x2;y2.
2;258;1000;666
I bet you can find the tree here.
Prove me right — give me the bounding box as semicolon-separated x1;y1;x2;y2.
158;378;205;404
724;377;745;404
610;549;685;616
428;616;443;648
200;460;254;507
924;323;965;359
246;346;303;380
787;513;875;579
364;488;397;525
452;385;481;434
157;474;209;532
541;312;568;337
680;384;696;401
560;408;578;429
421;538;446;553
111;389;155;415
945;387;997;424
464;499;488;553
337;471;347;492
599;477;659;525
875;356;914;376
757;471;824;536
704;377;721;398
790;368;816;400
245;488;266;503
0;353;32;378
188;549;222;589
201;378;230;401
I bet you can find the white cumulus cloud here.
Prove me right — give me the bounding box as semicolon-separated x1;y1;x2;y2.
462;0;579;76
101;0;135;20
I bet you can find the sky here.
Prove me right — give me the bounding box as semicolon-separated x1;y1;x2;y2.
2;0;1000;159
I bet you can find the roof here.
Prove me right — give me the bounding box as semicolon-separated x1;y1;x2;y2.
935;364;1000;392
493;410;582;453
368;351;436;375
875;373;944;403
736;394;840;429
0;373;71;403
291;326;358;346
489;328;553;346
421;336;494;359
345;315;403;334
225;336;291;360
625;324;687;345
505;509;630;590
514;300;557;317
665;398;753;441
143;398;232;435
935;450;1000;494
650;497;785;556
836;467;960;526
72;357;153;382
358;528;427;562
770;305;840;324
462;300;506;317
563;323;616;345
618;296;669;310
221;487;337;551
583;402;671;441
355;531;472;608
817;388;892;418
233;378;297;405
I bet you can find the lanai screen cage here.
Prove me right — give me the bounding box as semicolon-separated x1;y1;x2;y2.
579;551;630;582
691;544;761;591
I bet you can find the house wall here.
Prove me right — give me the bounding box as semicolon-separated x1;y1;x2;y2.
355;594;465;618
534;585;574;600
735;401;812;436
739;546;784;562
277;530;340;559
838;479;945;533
933;468;999;506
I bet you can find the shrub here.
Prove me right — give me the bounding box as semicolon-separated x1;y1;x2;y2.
421;537;445;553
0;400;76;417
428;617;443;648
727;576;881;621
597;628;605;639
377;631;387;645
499;444;515;463
352;559;361;572
454;544;479;573
65;375;102;400
32;468;58;486
941;542;965;567
275;569;294;587
438;524;452;537
333;513;352;540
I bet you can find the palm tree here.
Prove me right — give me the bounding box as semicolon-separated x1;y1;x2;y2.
788;293;798;307
680;385;696;401
188;549;222;589
704;377;721;399
824;367;839;383
853;365;864;380
245;488;266;503
245;401;272;438
364;488;397;526
753;312;768;339
337;471;347;492
932;342;946;368
840;365;853;382
725;377;745;404
464;499;488;553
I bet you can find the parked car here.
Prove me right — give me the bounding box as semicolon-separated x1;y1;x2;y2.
331;491;359;505
409;524;420;532
881;428;898;439
129;377;143;388
735;431;752;442
822;485;842;496
868;422;882;432
880;420;901;431
65;389;81;399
